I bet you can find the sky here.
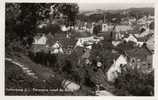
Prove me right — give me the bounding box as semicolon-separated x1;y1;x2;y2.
78;3;154;11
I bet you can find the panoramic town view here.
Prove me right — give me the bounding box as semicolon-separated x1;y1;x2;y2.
5;3;154;96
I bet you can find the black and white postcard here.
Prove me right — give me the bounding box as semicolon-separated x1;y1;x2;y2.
1;0;158;99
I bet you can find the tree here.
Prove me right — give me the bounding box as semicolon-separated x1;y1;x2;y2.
6;3;53;40
114;68;154;96
128;10;144;21
5;3;22;52
88;14;104;22
37;3;79;36
5;3;79;52
149;21;154;30
105;12;122;25
77;14;88;22
17;3;54;38
58;3;79;26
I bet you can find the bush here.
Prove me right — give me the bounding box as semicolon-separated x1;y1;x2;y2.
113;67;154;96
116;41;135;51
149;22;154;30
5;61;46;95
5;60;65;95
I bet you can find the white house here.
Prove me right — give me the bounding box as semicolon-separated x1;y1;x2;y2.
102;23;108;32
61;25;68;32
146;35;154;53
128;18;136;25
74;36;104;48
107;54;128;82
51;41;64;54
124;34;137;43
124;34;145;47
135;27;151;38
33;34;47;45
90;22;96;34
112;41;122;47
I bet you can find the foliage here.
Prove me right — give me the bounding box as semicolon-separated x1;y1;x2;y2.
116;41;135;51
149;21;154;30
5;3;53;54
77;14;89;22
128;8;154;19
5;3;79;54
5;60;62;95
6;3;52;39
105;12;122;24
58;3;79;26
113;67;154;96
89;14;104;22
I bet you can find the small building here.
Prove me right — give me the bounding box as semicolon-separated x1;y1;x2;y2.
33;34;47;45
32;34;48;53
51;41;64;54
102;23;108;32
146;35;154;53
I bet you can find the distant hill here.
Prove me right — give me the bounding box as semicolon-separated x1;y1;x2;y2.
79;9;105;16
80;7;154;16
128;7;154;15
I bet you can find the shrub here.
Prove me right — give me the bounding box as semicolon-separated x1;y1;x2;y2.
113;67;154;96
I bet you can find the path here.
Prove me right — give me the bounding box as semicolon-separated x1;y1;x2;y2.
5;55;55;81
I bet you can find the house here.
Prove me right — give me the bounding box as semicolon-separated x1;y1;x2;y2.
148;15;154;20
135;27;151;38
107;54;128;82
112;41;122;47
61;25;68;32
89;22;96;34
102;23;108;32
124;34;137;43
32;33;64;54
128;18;136;25
146;35;154;53
82;22;88;30
123;34;145;47
33;34;47;45
74;36;104;48
50;41;64;54
32;34;48;53
111;25;133;41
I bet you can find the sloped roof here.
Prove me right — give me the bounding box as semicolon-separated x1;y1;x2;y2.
114;25;133;32
34;35;41;40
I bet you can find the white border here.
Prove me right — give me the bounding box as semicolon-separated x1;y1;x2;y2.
0;0;158;100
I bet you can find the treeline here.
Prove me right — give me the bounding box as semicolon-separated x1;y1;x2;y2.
77;7;154;23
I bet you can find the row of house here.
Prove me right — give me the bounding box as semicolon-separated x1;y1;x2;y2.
73;21;133;35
